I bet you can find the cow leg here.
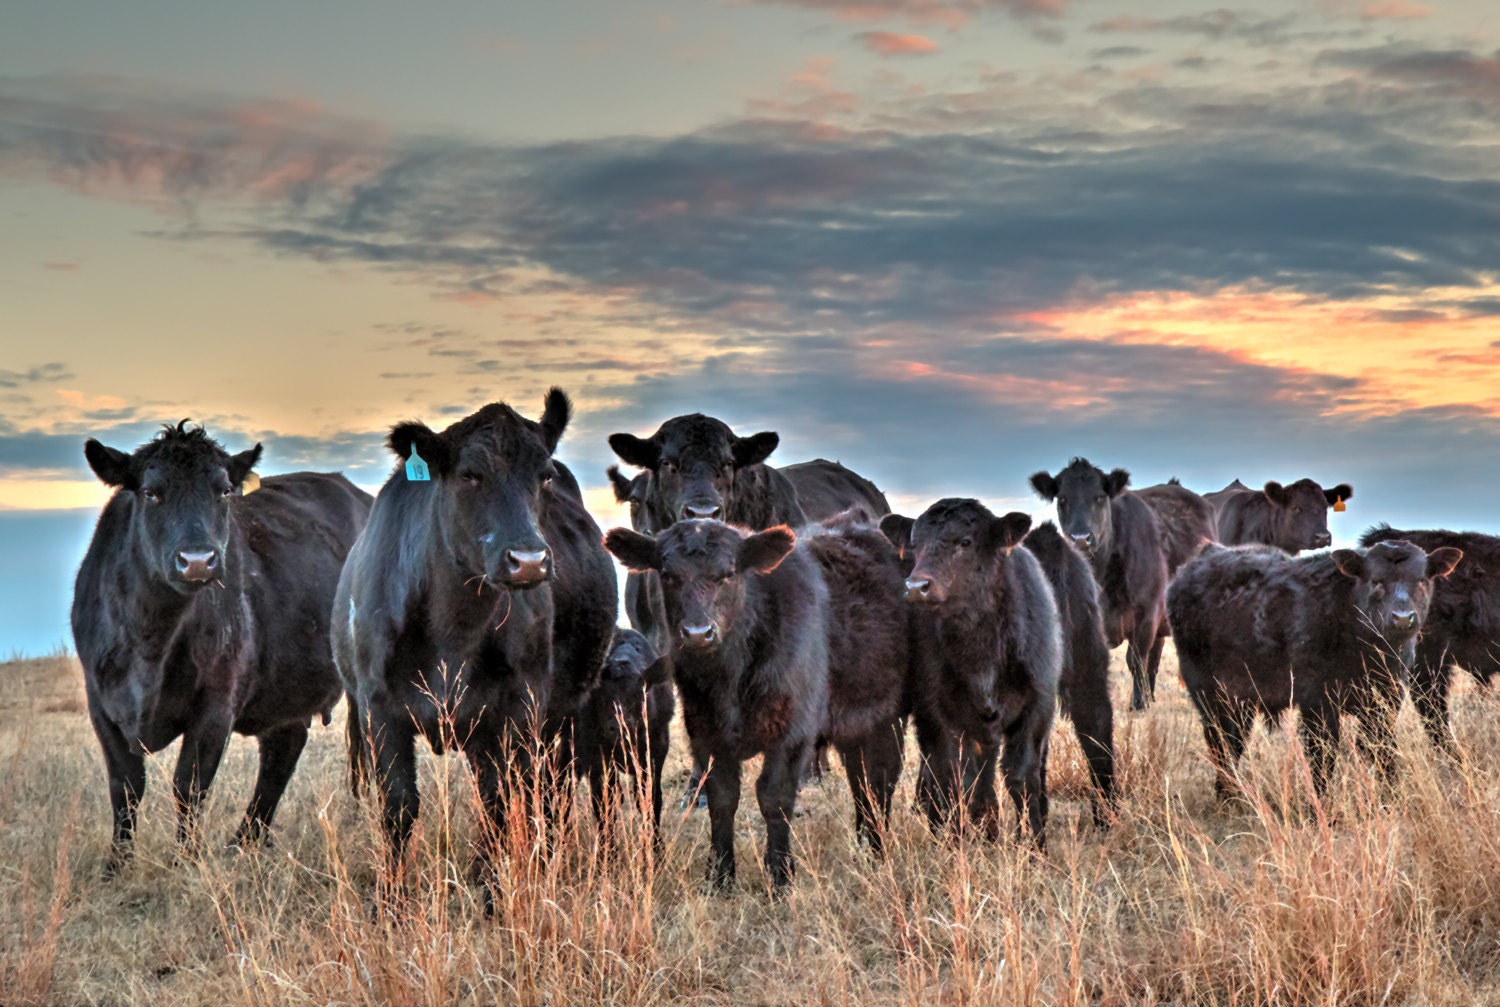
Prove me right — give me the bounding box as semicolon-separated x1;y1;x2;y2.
464;735;515;916
1066;694;1116;828
913;712;960;833
1410;657;1458;758
1197;695;1254;802
837;719;904;858
1126;618;1159;711
235;721;309;846
756;743;805;893
1000;712;1051;850
171;707;235;855
366;709;419;886
587;758;613;848
681;760;709;811
703;753;741;892
966;740;1003;842
1297;700;1340;800
648;726;669;852
1144;630;1167;709
346;701;368;799
1353;691;1401;786
92;709;146;880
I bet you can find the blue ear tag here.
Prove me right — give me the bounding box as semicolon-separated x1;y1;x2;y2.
405;448;431;482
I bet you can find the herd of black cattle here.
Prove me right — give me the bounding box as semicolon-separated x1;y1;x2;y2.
67;389;1499;905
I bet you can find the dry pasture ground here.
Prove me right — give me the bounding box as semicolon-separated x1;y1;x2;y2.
2;645;1500;1006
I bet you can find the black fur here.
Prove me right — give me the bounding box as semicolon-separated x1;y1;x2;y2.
604;518;908;893
1170;540;1461;798
1031;458;1168;711
334;390;617;908
72;422;371;877
780;459;891;523
891;499;1061;847
1135;481;1220;707
1205;478;1353;553
1359;525;1500;753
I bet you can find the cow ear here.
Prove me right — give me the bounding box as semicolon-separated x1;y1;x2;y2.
609;432;660;470
1331;549;1367;579
606;465;636;503
737;525;796;574
1103;468;1131;498
987;511;1032;551
84;440;136;489
1425;546;1463;580
388;421;452;476
732;431;780;469
603;528;662;572
1263;481;1288;506
1029;471;1058;501
643;655;672;688
538;387;570;454
879;513;915;551
226;443;263;487
1324;483;1353;507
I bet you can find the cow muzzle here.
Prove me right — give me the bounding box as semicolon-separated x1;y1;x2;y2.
174;549;219;584
502;548;551;587
905;575;944;603
679;621;720;648
1387;609;1418;634
680;502;723;521
1069;532;1096;556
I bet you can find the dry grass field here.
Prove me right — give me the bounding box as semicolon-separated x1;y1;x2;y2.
3;644;1500;1006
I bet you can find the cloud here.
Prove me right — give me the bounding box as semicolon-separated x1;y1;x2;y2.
0;364;73;389
1087;9;1360;48
745;0;1066;30
1089;45;1150;60
859;31;942;55
41;261;78;271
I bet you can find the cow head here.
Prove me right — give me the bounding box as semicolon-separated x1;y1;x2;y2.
388;389;569;590
587;628;667;752
1263;479;1352;553
604;520;795;652
1030;458;1129;558
1331;540;1461;654
897;499;1032;606
607;465;654;533
84;421;261;594
608;414;779;526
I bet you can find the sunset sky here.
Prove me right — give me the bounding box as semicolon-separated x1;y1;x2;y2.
3;0;1499;653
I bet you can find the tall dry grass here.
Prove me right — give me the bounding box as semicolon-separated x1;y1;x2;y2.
2;646;1499;1005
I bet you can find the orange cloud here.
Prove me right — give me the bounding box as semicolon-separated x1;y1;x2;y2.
1359;0;1430;18
859;31;941;55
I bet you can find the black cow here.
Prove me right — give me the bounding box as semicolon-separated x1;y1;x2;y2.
781;459;891;522
72;422;371;877
881;501;1059;846
1031;459;1168;711
1205;478;1353;553
607;466;668;653
1136;480;1219;703
603;518;909;893
1169;541;1462;798
609;414;805;529
1359;525;1500;754
334;390;617;907
562;627;673;842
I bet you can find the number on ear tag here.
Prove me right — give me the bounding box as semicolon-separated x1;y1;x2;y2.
406;448;431;482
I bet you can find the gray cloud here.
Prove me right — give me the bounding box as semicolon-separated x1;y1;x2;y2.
0;363;73;388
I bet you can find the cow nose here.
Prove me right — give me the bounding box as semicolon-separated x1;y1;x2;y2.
175;549;218;582
1389;609;1417;632
905;577;932;602
1313;531;1332;548
977;700;1001;724
680;621;719;646
682;503;722;521
1070;532;1094;552
505;548;550;584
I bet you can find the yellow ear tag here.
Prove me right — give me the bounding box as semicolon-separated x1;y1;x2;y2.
241;472;261;495
1333;496;1346;513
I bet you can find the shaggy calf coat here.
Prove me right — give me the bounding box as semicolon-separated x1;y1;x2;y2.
604;517;909;892
1359;525;1500;753
1031;459;1168;711
1169;541;1461;797
881;500;1061;846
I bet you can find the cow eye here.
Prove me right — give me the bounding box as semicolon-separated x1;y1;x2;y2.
960;536;973;549
221;485;235;498
1095;495;1106;505
143;488;162;504
1291;506;1302;514
460;471;481;488
541;464;556;487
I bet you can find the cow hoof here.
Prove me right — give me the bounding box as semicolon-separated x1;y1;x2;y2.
100;853;131;883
